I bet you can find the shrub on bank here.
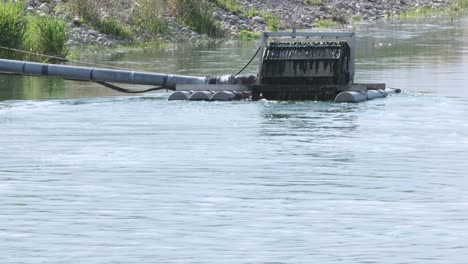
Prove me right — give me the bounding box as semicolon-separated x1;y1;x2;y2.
170;0;224;38
133;0;169;39
262;12;280;31
213;0;243;16
453;0;468;10
212;0;259;18
95;18;132;39
315;19;340;28
305;0;323;6
60;0;98;23
238;29;261;40
57;0;131;40
0;1;27;59
0;1;69;61
26;15;69;62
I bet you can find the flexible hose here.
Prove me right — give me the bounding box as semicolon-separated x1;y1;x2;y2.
234;46;261;76
95;82;173;93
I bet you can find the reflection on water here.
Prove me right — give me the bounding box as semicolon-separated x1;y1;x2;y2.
355;17;468;98
260;102;359;140
1;16;468;264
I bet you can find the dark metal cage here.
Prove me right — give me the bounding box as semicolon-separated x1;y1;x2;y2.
260;41;351;85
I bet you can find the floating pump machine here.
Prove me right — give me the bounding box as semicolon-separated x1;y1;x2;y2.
0;31;399;102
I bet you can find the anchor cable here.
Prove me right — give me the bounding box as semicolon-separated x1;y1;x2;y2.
234;46;261;76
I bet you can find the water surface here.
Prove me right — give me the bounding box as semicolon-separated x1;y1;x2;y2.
1;17;468;263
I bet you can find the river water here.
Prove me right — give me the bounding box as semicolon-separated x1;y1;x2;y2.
1;16;468;263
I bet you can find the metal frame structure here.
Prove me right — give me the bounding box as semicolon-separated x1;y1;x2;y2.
258;31;356;84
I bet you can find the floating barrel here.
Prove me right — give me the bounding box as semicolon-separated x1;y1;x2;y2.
168;91;193;100
189;91;215;101
335;88;401;103
211;91;237;101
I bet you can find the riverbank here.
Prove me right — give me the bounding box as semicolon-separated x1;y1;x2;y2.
4;0;468;58
211;0;454;35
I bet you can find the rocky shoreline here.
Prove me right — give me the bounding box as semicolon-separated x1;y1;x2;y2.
25;0;452;48
214;0;450;35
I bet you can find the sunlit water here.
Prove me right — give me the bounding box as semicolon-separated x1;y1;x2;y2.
1;17;468;263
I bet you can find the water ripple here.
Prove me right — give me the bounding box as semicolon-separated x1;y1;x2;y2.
2;18;468;263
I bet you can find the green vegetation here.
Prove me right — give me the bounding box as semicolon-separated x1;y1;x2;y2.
26;15;69;62
351;15;362;22
0;1;68;61
396;0;468;20
452;0;468;10
315;19;340;28
170;0;224;38
214;0;243;15
0;1;27;59
262;12;280;31
238;30;261;40
59;0;97;23
95;18;131;39
397;6;440;19
0;75;66;100
2;0;465;61
213;0;259;18
212;1;280;31
133;0;169;39
245;8;260;18
305;0;323;6
57;0;131;40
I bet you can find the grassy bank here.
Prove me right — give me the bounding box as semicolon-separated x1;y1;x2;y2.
212;0;280;31
1;0;226;61
0;1;68;61
57;0;224;39
26;15;69;62
170;0;224;37
2;0;468;62
396;0;468;20
0;1;27;60
453;0;468;10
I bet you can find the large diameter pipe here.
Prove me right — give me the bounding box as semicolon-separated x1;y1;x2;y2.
0;58;206;89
